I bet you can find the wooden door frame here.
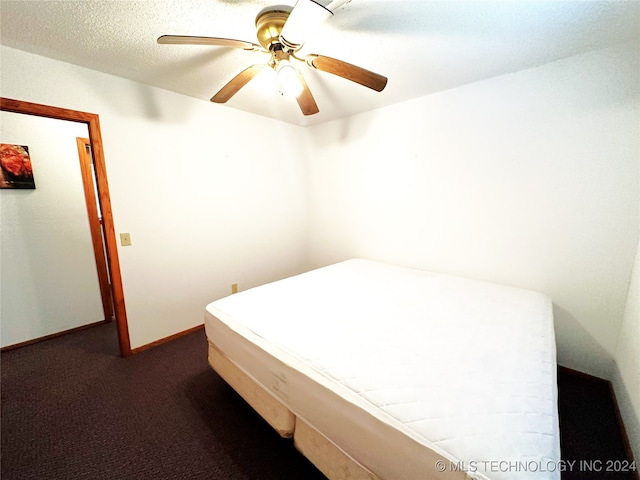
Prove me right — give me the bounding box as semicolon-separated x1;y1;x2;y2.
76;137;114;324
1;97;132;357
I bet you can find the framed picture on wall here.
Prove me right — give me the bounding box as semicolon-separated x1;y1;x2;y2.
0;143;36;189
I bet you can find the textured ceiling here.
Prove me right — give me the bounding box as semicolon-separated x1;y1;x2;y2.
1;0;639;126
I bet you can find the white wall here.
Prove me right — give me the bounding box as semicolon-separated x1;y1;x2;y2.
0;112;103;346
612;231;640;462
0;45;311;349
306;42;640;380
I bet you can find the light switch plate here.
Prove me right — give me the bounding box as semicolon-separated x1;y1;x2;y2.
120;233;132;246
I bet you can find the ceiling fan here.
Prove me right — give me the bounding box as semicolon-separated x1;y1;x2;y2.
157;0;388;116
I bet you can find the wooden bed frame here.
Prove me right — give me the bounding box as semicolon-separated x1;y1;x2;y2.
208;340;472;480
208;340;381;480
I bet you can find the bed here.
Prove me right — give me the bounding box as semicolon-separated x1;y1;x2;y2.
204;259;561;480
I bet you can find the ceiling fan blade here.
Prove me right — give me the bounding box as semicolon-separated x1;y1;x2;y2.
158;35;263;51
294;71;319;116
211;64;266;103
305;54;388;92
279;0;332;50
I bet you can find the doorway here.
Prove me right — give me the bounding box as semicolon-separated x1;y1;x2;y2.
0;97;131;357
76;137;114;324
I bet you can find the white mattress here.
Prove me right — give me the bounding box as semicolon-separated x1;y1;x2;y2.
204;259;561;480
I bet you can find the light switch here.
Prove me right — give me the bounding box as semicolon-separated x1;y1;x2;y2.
120;233;132;246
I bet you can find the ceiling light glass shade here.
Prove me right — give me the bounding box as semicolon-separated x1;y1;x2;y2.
276;60;304;97
325;0;349;11
280;0;333;49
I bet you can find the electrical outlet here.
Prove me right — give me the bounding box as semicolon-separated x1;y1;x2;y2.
120;233;132;246
231;283;238;294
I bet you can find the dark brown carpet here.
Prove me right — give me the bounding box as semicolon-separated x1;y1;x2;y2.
1;322;636;479
557;368;636;480
1;322;325;480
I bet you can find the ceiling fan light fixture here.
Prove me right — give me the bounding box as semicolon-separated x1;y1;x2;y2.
276;60;304;97
280;0;333;50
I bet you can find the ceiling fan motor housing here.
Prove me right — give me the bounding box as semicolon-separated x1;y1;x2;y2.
255;6;292;50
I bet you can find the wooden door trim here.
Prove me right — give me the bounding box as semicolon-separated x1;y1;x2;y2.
1;97;132;357
76;137;114;324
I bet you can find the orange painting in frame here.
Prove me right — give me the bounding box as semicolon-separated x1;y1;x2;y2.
0;143;36;189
